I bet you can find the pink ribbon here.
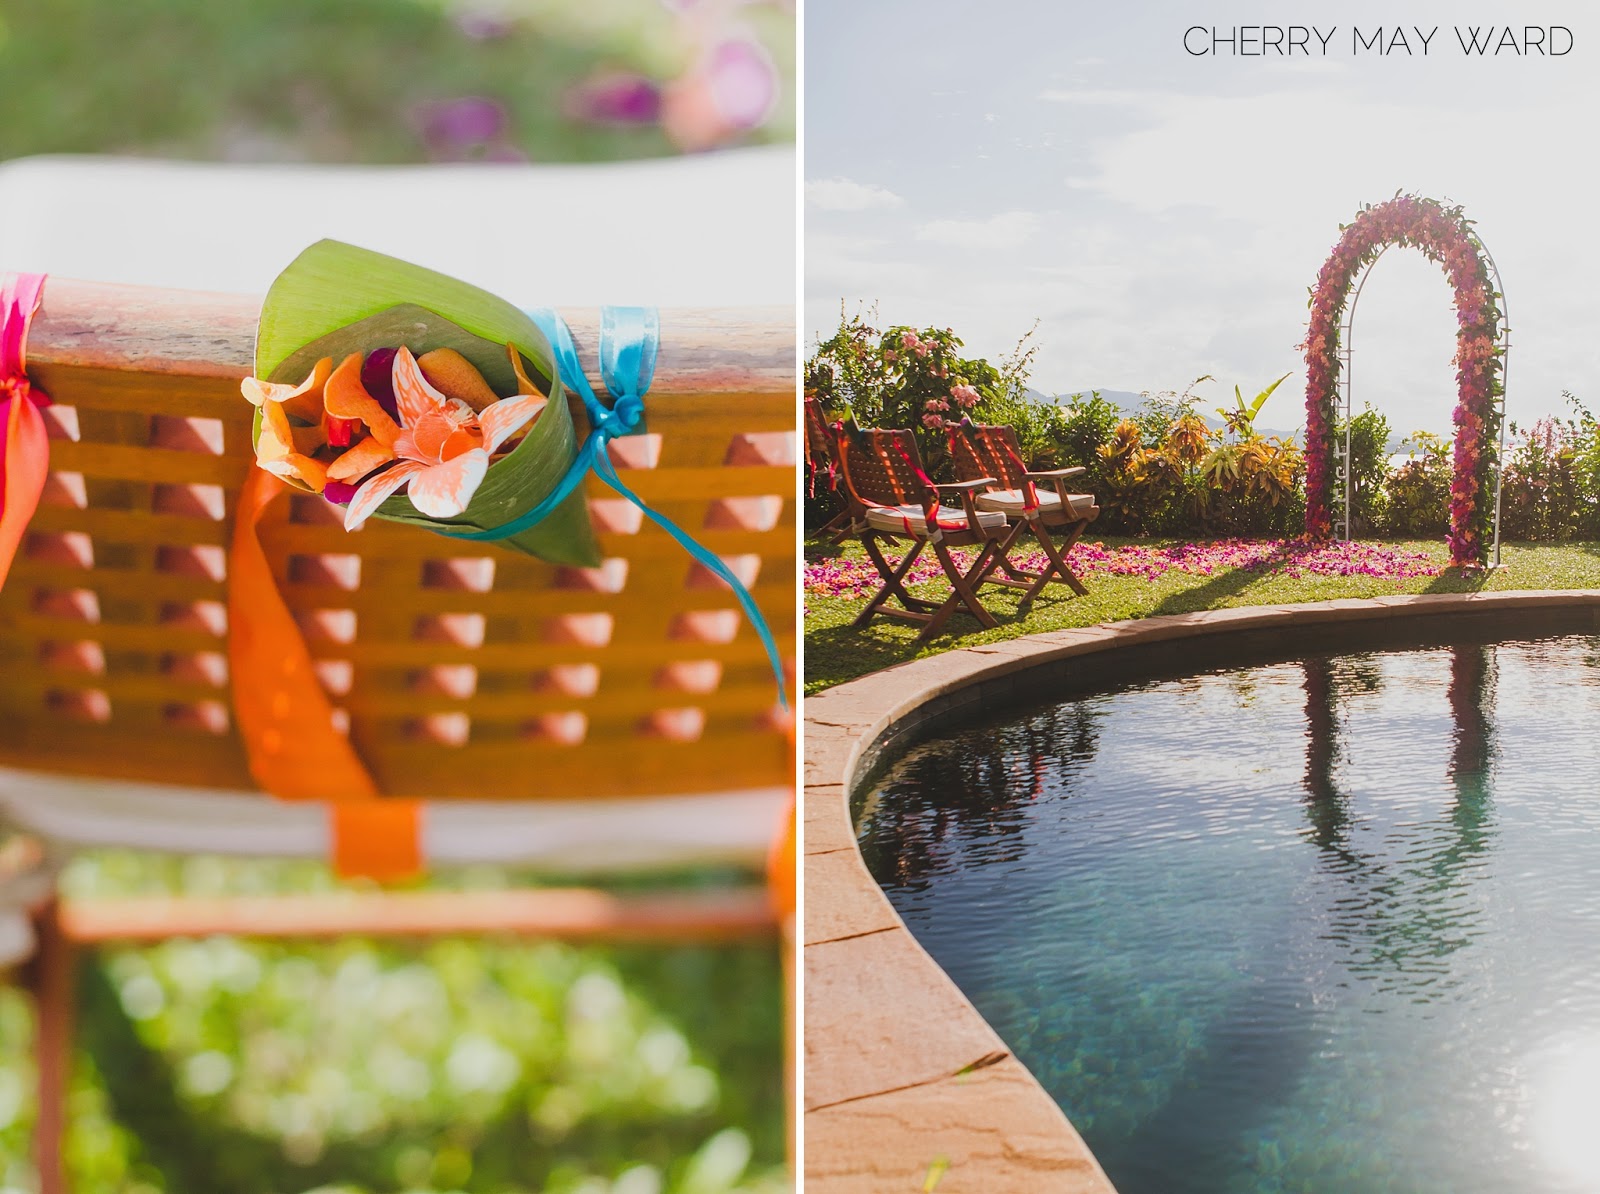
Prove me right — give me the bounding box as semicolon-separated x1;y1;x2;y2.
0;273;50;589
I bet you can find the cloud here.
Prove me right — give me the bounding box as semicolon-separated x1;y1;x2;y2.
916;211;1040;251
805;177;905;211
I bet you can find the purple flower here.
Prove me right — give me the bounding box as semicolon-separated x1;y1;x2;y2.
563;72;663;126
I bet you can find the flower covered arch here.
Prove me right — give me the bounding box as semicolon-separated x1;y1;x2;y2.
1303;195;1507;565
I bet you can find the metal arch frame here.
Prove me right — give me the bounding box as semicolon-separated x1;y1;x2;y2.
1336;241;1511;564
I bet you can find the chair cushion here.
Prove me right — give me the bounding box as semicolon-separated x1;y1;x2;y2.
975;488;1096;519
863;503;1008;536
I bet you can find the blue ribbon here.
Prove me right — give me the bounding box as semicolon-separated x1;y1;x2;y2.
444;306;788;709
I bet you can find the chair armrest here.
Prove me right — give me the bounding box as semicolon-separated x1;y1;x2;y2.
935;478;997;492
1025;467;1087;480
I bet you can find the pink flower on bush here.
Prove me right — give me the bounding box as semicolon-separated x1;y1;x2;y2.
951;383;980;409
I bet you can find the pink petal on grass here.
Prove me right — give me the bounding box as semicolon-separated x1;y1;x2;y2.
564;71;662;125
408;449;489;519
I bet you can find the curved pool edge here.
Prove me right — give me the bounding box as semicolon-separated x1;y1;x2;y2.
802;589;1600;1192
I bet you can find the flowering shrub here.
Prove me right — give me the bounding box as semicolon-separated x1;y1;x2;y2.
1302;196;1505;564
1383;431;1452;537
805;308;1006;472
1498;417;1587;541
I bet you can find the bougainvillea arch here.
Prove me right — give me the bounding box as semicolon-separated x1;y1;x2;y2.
1304;195;1507;565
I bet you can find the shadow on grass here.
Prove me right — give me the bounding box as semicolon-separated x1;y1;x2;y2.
803;580;1083;691
1146;544;1295;617
1423;566;1491;594
802;536;849;562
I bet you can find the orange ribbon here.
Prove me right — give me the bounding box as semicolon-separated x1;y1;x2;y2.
766;716;796;920
228;468;420;879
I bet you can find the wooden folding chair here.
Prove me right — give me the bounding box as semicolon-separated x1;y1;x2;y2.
833;424;1010;644
946;420;1099;604
803;395;853;542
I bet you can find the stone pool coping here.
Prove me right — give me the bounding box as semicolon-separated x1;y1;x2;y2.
803;589;1600;1192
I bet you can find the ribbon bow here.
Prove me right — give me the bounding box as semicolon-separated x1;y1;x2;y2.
445;306;789;708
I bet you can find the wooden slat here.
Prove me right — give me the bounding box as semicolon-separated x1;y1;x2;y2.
59;888;777;944
6;671;780;724
0;726;790;800
27;281;792;396
3;614;791;670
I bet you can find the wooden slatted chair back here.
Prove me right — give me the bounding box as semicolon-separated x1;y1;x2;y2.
833;426;931;513
947;422;1031;493
0;282;795;802
802;396;838;478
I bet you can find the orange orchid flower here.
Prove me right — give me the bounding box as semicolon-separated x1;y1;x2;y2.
343;347;546;530
244;357;334;492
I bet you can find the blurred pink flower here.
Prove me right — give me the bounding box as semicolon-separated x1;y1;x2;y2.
563;72;663;125
662;36;778;151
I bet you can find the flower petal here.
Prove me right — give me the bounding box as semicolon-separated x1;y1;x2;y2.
506;343;547;397
405;410;475;465
392;346;471;429
407;449;489;519
479;393;547;454
327;436;397;483
344;460;428;531
262;452;329;493
325;353;402;448
255;400;297;464
242;357;332;425
419;348;499;412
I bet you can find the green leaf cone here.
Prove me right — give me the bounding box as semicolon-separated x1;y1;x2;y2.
255;241;600;568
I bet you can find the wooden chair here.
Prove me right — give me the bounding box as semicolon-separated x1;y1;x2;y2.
0;280;797;1192
946;420;1099;603
833;424;1010;644
803;395;853;542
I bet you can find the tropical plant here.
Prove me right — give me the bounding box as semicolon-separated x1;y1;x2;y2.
1334;405;1392;534
1219;372;1290;438
1382;431;1452;536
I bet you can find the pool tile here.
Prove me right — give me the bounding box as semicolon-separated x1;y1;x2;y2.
805;1055;1113;1193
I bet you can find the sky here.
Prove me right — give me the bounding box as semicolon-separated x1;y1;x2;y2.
805;0;1600;440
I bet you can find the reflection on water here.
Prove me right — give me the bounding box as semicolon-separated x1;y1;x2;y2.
857;635;1600;1194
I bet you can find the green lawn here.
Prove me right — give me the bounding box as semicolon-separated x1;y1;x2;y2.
804;537;1600;692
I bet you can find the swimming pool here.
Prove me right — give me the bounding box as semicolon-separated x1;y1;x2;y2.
856;631;1600;1193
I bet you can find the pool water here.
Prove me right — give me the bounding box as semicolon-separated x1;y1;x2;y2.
856;634;1600;1194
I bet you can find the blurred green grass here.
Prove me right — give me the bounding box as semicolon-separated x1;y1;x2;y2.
1;853;787;1194
0;0;794;163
